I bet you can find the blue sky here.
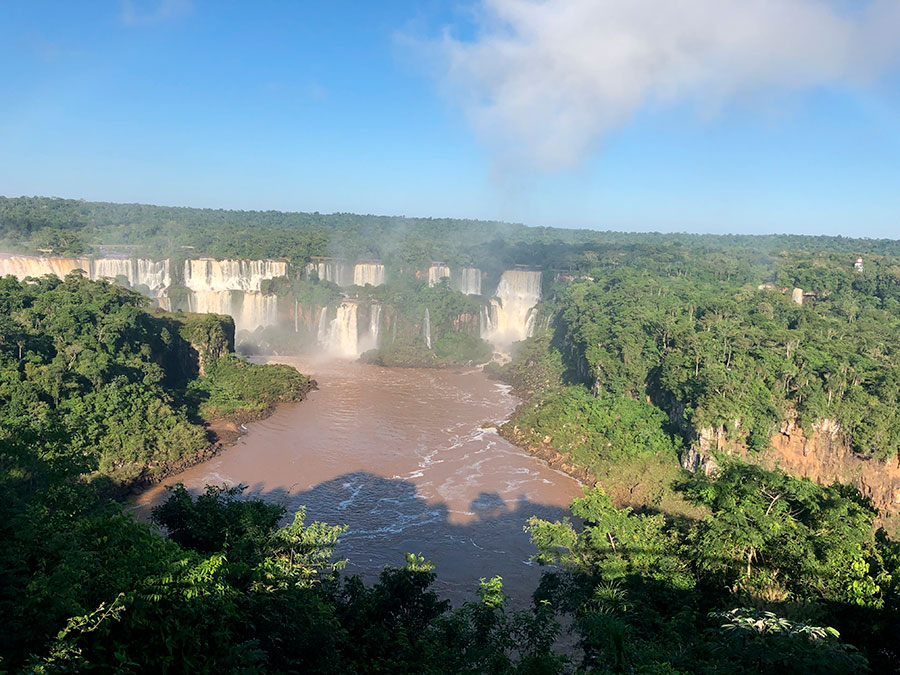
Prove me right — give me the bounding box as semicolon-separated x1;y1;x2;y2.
1;0;898;237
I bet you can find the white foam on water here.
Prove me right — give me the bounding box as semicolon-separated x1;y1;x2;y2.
338;483;364;510
346;507;445;538
200;471;234;486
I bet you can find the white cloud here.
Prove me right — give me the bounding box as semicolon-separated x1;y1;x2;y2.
436;0;900;169
121;0;193;26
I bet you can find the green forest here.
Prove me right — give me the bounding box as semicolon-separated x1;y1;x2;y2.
492;244;900;482
4;196;900;269
0;273;313;485
3;197;900;672
3;277;899;673
534;256;900;459
485;234;900;670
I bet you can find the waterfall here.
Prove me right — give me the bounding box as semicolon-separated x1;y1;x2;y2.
87;257;172;293
0;255;91;280
325;302;359;358
370;305;382;345
92;258;135;285
294;299;300;333
423;308;432;350
94;257;169;304
480;303;496;336
357;303;382;353
428;264;451;287
480;270;542;350
307;260;351;286
0;255;171;293
454;267;482;295
157;290;171;311
237;292;279;333
316;307;330;345
183;259;286;292
135;259;170;290
188;290;278;333
188;289;215;314
369;304;382;349
353;262;385;287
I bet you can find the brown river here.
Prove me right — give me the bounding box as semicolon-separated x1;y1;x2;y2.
135;357;582;604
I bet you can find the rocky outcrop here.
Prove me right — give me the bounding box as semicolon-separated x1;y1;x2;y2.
679;442;720;476
680;417;900;514
176;312;235;374
451;312;481;335
766;419;900;512
677;421;728;475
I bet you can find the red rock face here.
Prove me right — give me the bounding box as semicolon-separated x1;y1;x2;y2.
684;417;900;520
765;419;900;513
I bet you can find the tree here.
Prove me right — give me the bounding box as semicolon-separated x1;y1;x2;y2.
30;228;87;256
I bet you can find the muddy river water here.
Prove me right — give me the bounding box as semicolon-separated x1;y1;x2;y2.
136;357;582;603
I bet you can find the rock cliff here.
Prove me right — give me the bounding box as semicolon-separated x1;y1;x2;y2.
682;418;900;515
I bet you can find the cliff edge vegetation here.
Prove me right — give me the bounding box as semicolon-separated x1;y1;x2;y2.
492;244;900;514
0;272;314;485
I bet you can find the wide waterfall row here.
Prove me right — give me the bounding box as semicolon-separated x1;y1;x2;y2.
480;270;542;349
2;255;545;356
183;258;286;292
0;254;285;335
0;255;170;291
0;255;287;294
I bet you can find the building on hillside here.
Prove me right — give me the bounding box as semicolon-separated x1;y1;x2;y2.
854;256;864;272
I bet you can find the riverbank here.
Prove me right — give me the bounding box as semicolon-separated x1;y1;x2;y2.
501;417;708;521
495;392;707;520
120;375;318;496
498;421;596;488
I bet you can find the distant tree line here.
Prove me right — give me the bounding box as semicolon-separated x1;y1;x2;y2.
4;196;900;271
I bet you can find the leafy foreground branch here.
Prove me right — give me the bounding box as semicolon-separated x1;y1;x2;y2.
526;464;900;673
3;461;900;673
1;481;564;674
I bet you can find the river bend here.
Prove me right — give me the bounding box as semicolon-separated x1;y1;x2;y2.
137;357;582;603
